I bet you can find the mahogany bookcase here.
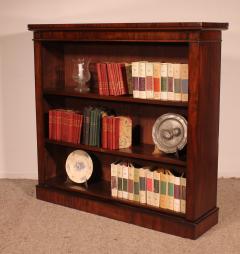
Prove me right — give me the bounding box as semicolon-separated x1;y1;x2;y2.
28;22;228;239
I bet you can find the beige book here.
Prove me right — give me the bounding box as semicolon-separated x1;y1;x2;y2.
118;116;132;149
173;176;181;212
122;164;129;199
146;169;154;206
145;62;154;99
132;61;140;98
153;62;161;99
166;170;174;211
153;170;160;207
111;162;118;197
138;61;147;99
167;63;174;101
180;64;189;102
160;63;168;100
180;177;187;213
173;63;181;101
160;171;168;209
117;163;123;198
139;167;147;204
128;164;134;201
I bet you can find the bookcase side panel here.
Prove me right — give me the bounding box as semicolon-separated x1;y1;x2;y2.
187;39;221;221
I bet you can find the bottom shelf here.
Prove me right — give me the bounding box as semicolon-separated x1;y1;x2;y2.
37;179;219;239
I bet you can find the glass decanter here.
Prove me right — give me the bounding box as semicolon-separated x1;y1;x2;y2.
72;58;91;93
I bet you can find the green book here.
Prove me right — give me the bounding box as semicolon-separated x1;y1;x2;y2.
89;108;95;146
133;167;140;202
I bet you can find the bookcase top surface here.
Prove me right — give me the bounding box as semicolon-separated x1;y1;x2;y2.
28;22;228;31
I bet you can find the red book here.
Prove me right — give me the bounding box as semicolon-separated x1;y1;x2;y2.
108;116;114;149
107;63;114;96
120;63;128;94
55;110;62;141
77;114;83;144
112;117;116;149
96;63;103;95
101;116;108;149
115;117;120;149
117;63;126;95
72;113;78;144
61;110;72;142
49;110;53;140
112;63;119;96
101;63;109;96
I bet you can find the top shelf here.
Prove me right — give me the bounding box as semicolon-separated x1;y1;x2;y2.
44;88;188;108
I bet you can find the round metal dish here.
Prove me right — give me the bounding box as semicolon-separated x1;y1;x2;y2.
152;113;187;153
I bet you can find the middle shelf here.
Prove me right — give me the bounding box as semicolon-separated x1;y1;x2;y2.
45;139;187;167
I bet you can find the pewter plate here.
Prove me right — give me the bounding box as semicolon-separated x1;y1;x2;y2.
65;150;93;183
152;113;187;153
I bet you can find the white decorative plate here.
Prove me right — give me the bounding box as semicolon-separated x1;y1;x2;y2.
65;150;93;183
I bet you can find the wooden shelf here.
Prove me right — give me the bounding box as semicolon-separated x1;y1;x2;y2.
43;88;188;107
45;139;187;167
45;176;185;217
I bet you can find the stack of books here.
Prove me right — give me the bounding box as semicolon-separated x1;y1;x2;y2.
111;162;186;213
96;62;131;96
102;116;132;150
132;61;188;102
49;109;83;144
82;106;132;149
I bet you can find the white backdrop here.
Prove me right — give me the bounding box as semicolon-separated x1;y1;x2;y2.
0;0;239;179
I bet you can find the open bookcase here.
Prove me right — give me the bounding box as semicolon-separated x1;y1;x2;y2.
28;22;228;239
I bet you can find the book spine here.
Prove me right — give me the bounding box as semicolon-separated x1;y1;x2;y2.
108;116;114;150
160;63;168;100
56;110;62;141
153;63;161;99
160;172;168;209
49;110;53;140
111;163;118;197
117;163;123;198
107;63;114;96
115;117;120;149
128;164;134;201
132;62;139;98
167;173;175;211
96;63;103;95
68;111;74;143
139;168;147;204
89;108;95;146
153;171;160;207
173;176;181;212
112;117;116;149
146;171;154;206
145;62;154;99
133;167;140;202
180;177;186;213
101;116;108;149
124;63;133;95
167;63;174;101
78;114;83;144
118;63;126;95
61;110;69;142
180;64;189;102
102;63;110;96
122;164;129;199
138;62;147;99
84;107;91;145
173;63;181;101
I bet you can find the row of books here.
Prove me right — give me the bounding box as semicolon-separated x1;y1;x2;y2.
132;62;188;102
96;62;131;96
49;109;83;144
82;107;132;149
111;162;186;213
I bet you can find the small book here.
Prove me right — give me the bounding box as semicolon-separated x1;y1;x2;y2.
122;163;129;199
117;163;123;198
160;63;168;100
118;116;132;149
180;176;187;213
138;61;147;99
124;63;133;95
145;62;154;99
173;63;181;101
133;166;140;202
173;175;181;212
153;170;160;207
166;170;174;211
160;171;168;209
128;164;134;201
139;167;147;204
49;110;54;140
180;64;189;102
153;63;161;99
132;61;140;98
111;162;118;197
167;63;174;101
146;169;154;206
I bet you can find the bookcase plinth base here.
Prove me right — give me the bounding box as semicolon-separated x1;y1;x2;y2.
36;185;218;239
